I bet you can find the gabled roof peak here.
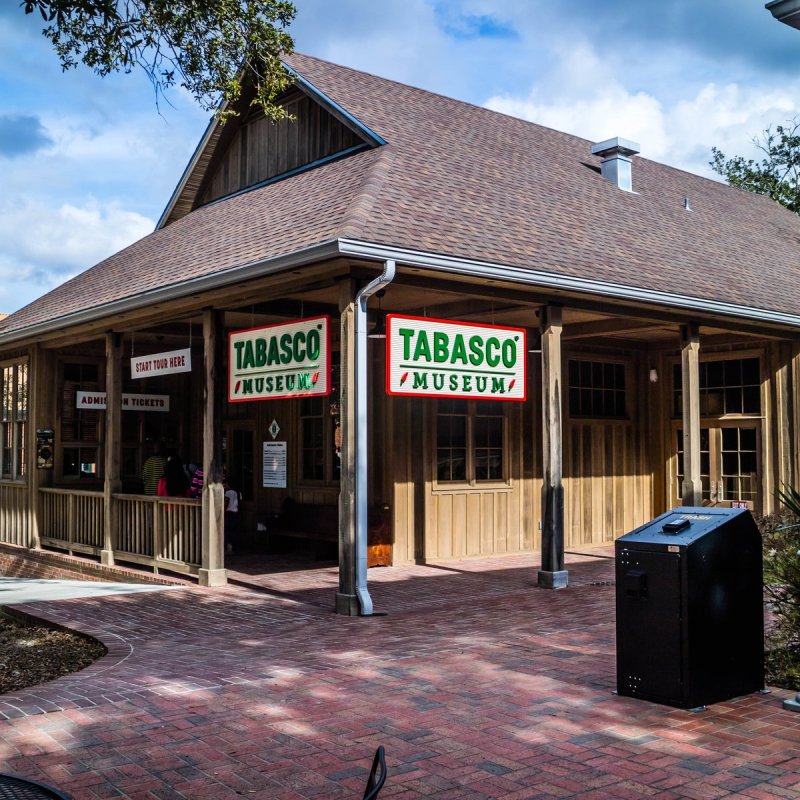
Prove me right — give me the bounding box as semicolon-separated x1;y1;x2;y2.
158;57;386;229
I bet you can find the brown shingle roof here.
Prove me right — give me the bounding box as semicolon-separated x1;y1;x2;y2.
3;52;800;336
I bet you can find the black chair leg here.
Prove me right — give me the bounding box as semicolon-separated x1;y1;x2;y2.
362;746;387;800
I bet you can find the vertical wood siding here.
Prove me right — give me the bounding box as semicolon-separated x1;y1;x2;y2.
563;420;650;545
0;484;29;546
198;95;363;207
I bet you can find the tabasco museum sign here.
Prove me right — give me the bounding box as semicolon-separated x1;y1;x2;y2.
387;315;527;401
229;316;331;402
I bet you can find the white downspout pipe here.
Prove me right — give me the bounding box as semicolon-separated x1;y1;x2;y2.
353;259;396;615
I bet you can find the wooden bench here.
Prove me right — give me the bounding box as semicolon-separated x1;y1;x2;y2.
269;498;392;567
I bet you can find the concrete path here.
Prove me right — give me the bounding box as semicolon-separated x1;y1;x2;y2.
0;576;185;605
0;550;798;800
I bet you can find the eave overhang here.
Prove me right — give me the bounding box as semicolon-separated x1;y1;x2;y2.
4;239;800;347
767;0;800;29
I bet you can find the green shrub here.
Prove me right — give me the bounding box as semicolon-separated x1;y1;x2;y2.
756;488;800;688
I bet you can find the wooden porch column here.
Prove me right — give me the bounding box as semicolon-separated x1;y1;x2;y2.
792;341;800;494
680;323;702;506
102;332;122;565
336;278;359;615
199;308;226;587
27;344;50;550
773;342;794;501
538;304;568;589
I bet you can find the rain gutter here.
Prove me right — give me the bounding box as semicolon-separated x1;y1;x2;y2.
0;240;341;346
337;239;800;331
352;259;396;615
5;236;800;348
766;0;800;29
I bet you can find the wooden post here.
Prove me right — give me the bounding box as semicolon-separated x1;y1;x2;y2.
337;279;359;614
27;344;51;550
773;343;793;504
102;331;122;566
538;304;568;589
199;308;227;587
680;323;702;506
792;341;800;498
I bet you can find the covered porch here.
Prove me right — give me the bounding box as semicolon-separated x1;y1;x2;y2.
0;254;796;610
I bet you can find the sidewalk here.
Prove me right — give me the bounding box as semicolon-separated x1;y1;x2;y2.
1;550;798;799
0;576;184;605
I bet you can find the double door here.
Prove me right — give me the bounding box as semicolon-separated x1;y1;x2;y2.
674;423;760;512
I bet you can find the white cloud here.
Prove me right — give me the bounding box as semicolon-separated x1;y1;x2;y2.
484;41;800;180
0;198;153;312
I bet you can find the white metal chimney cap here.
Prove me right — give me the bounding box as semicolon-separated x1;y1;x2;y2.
591;137;641;158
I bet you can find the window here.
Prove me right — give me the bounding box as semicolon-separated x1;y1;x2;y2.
299;356;340;484
0;362;27;480
437;399;467;481
436;399;506;483
673;357;760;417
300;396;325;481
674;425;760;508
568;359;626;418
61;362;101;480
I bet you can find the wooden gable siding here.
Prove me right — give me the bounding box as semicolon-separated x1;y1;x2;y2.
197;94;363;208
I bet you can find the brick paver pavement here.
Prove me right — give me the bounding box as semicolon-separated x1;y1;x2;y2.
1;550;799;799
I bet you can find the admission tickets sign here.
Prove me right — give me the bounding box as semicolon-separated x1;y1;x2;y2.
386;314;527;401
228;316;331;402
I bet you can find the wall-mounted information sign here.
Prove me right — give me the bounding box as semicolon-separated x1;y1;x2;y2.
386;315;527;401
229;316;330;402
263;441;287;488
76;391;170;411
131;348;191;379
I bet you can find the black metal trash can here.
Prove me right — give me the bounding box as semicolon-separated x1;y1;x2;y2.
615;506;764;709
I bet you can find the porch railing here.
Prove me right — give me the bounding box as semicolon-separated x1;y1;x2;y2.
39;489;201;575
40;488;103;554
0;482;29;547
116;494;201;574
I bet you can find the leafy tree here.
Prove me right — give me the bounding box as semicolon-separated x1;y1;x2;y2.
710;119;800;214
21;1;297;120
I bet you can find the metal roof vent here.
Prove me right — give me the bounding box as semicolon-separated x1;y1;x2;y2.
591;137;640;192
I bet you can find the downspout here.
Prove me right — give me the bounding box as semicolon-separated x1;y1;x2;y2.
353;259;396;615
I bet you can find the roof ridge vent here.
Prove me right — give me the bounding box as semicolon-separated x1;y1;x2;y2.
591;137;640;192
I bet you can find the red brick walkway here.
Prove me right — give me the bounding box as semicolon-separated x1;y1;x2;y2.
1;550;799;799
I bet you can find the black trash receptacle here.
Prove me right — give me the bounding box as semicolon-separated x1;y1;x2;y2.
615;506;764;709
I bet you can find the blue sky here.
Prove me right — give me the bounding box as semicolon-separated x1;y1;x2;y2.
0;0;799;313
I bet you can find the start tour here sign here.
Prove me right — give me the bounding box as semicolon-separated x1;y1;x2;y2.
229;315;331;402
386;315;527;401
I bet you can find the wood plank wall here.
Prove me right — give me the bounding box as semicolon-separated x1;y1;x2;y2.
198;95;363;207
391;352;653;563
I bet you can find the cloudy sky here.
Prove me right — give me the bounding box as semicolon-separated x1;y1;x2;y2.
0;0;799;314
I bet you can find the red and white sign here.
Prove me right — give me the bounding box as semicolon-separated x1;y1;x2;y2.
76;391;170;412
386;314;527;401
229;316;331;402
131;348;191;379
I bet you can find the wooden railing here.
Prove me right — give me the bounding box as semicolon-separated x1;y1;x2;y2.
40;488;104;554
38;489;201;576
115;494;201;575
0;482;29;547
